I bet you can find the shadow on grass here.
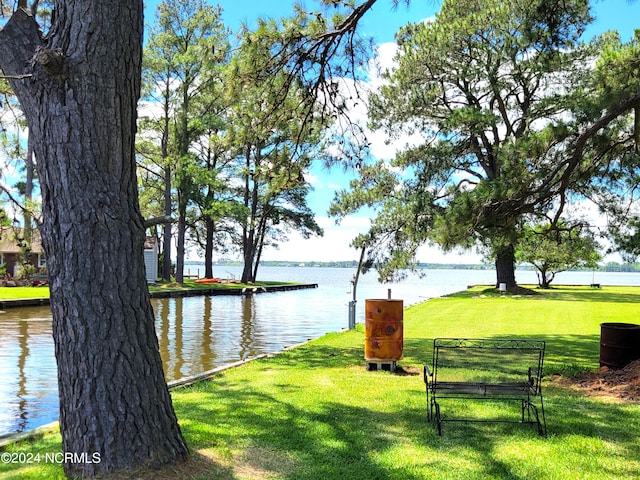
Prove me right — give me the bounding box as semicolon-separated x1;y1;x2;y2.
166;290;640;479
420;396;640;478
404;333;601;374
177;385;432;480
541;287;640;304
449;286;640;304
262;330;603;383
175;363;640;480
269;343;365;370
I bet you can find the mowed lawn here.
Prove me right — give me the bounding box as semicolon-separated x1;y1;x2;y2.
2;285;640;479
0;286;50;300
0;280;300;301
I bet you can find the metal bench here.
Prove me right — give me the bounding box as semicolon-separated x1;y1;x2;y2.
424;338;546;436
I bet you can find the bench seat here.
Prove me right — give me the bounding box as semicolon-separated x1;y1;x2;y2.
432;381;535;397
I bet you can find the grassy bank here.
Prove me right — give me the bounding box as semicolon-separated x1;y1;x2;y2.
149;279;298;293
0;286;50;300
2;285;639;479
0;279;299;300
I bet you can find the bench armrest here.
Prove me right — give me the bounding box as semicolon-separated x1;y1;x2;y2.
528;367;542;394
423;365;433;384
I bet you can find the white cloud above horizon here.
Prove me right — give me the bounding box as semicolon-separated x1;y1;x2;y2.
257;215;482;264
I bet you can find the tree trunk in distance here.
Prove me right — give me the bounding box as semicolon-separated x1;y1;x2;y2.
204;216;214;278
176;207;186;284
162;165;173;281
495;243;517;291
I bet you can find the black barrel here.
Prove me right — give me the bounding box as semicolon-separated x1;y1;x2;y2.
599;323;640;369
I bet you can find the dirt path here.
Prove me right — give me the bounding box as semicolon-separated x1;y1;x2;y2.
552;359;640;402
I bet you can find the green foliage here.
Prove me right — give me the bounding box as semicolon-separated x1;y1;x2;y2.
330;159;436;281
224;20;332;281
335;0;597;283
139;0;236;279
516;222;601;288
593;30;640;109
139;0;343;280
586;30;640;256
609;213;640;263
17;263;36;280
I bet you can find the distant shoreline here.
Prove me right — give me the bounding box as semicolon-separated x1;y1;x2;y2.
187;260;640;273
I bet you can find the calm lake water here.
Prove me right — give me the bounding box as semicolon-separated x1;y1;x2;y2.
1;266;638;437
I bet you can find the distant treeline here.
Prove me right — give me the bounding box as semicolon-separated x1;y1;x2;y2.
195;260;640;273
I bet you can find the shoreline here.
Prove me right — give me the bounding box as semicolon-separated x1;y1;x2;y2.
0;339;315;447
0;282;318;309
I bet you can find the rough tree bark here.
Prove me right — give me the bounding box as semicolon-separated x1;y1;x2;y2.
0;4;188;477
495;244;517;291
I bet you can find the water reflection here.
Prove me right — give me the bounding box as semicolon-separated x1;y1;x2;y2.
0;308;59;438
202;296;215;369
0;297;275;437
154;295;261;381
16;319;29;434
239;296;257;360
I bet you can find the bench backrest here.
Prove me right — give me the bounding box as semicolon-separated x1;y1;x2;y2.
432;338;545;394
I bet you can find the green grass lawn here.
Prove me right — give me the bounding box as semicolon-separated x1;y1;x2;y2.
2;285;639;479
0;286;50;300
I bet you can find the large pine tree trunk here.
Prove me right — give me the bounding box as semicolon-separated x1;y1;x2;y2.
0;5;187;477
495;243;517;290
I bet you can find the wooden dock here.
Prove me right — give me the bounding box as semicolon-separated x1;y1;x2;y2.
149;283;318;299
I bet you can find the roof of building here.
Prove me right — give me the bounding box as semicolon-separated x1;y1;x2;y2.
0;227;44;254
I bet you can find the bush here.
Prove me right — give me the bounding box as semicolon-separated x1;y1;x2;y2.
18;263;37;280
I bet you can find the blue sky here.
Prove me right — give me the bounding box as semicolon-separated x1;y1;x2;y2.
148;0;640;263
145;0;439;43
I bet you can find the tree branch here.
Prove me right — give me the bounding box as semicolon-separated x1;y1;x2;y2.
0;73;33;79
144;215;174;228
559;91;640;191
0;8;43;76
0;8;44;116
0;183;42;228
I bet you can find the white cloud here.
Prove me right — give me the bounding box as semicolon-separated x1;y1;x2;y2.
261;215;369;262
304;172;321;186
259;214;481;264
416;244;481;265
370;42;398;82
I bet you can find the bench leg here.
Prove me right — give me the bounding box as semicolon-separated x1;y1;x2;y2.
426;387;431;421
539;394;547;437
434;402;442;436
523;401;546;437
